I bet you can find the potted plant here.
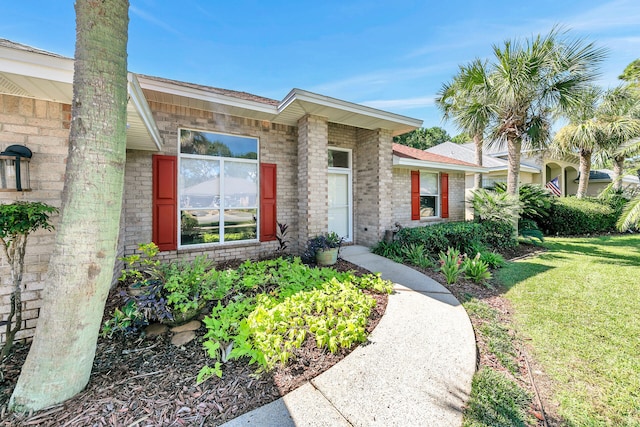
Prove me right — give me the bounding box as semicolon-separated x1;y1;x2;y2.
305;232;344;266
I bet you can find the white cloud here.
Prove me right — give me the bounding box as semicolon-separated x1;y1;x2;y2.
310;63;456;96
130;6;184;37
566;0;640;32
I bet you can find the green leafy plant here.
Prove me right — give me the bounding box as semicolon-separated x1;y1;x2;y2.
478;251;506;269
400;243;434;269
118;242;160;284
462;253;492;285
494;182;553;222
100;300;144;338
470;188;522;223
107;246;230;332
197;257;392;381
160;255;219;315
0;201;58;360
437;247;467;285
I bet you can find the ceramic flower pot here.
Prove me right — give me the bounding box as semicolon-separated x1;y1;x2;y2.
315;247;339;266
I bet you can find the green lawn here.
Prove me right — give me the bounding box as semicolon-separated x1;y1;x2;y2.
498;235;640;426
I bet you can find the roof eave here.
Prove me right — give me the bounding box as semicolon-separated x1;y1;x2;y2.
128;73;163;151
280;88;423;136
393;155;487;173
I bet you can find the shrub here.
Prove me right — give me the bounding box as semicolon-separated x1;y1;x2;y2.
479;251;506;269
392;220;516;260
470;188;521;223
494;182;553;223
479;220;518;251
463;253;492;285
539;197;620;235
396;222;482;256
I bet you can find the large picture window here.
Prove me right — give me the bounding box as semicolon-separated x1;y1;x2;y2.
179;129;258;246
420;171;439;218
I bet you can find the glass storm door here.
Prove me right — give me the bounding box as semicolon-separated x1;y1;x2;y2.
328;149;352;241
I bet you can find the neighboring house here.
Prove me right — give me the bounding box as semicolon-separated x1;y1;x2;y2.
428;141;640;197
0;39;482;342
427;141;540;189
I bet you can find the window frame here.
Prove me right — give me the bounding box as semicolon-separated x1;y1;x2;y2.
328;147;353;241
419;170;440;219
177;128;260;248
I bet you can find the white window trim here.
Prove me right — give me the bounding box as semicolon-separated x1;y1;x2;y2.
328;147;353;242
419;170;440;219
177;128;260;249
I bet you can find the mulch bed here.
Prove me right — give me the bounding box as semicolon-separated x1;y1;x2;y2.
0;259;386;426
423;243;562;426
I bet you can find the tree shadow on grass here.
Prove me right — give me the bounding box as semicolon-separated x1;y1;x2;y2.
545;239;640;267
496;261;555;293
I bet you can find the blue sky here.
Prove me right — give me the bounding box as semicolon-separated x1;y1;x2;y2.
2;0;639;136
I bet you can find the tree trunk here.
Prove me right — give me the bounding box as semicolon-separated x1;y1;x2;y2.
506;137;521;196
612;155;625;192
10;0;129;411
506;137;521;239
576;149;592;199
473;133;483;189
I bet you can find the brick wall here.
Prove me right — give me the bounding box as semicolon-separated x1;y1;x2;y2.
392;167;467;228
0;94;70;342
121;99;299;263
297;115;328;252
355;128;393;246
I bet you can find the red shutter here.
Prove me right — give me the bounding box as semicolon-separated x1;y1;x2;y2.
411;170;420;220
260;163;277;241
152;155;177;251
440;173;449;219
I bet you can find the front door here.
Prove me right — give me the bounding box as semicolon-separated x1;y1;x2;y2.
328;148;352;241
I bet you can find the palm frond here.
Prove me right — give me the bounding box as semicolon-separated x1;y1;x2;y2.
617;197;640;231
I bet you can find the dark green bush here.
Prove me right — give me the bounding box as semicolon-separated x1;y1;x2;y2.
539;197;620;235
392;220;516;259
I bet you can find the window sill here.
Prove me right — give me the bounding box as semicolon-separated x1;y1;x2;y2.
419;217;443;223
177;240;261;253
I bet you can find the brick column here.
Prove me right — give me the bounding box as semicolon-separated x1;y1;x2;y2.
297;115;328;252
355;128;393;246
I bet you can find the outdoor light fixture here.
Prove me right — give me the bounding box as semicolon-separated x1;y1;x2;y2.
0;145;32;192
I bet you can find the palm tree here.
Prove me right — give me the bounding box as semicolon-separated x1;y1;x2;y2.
553;86;603;198
10;0;129;412
595;85;640;191
486;28;607;196
436;59;493;189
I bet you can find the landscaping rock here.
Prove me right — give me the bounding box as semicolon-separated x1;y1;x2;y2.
170;320;201;333
171;331;196;346
145;323;169;337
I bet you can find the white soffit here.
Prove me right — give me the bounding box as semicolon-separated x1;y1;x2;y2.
0;43;161;151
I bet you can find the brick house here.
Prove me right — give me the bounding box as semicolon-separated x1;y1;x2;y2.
0;39;484;341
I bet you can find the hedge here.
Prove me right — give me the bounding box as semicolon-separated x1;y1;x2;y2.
539;197;622;236
393;220;516;259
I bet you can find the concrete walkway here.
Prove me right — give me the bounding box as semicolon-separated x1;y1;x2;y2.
222;245;476;427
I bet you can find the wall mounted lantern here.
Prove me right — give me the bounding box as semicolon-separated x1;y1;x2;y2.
0;145;32;192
